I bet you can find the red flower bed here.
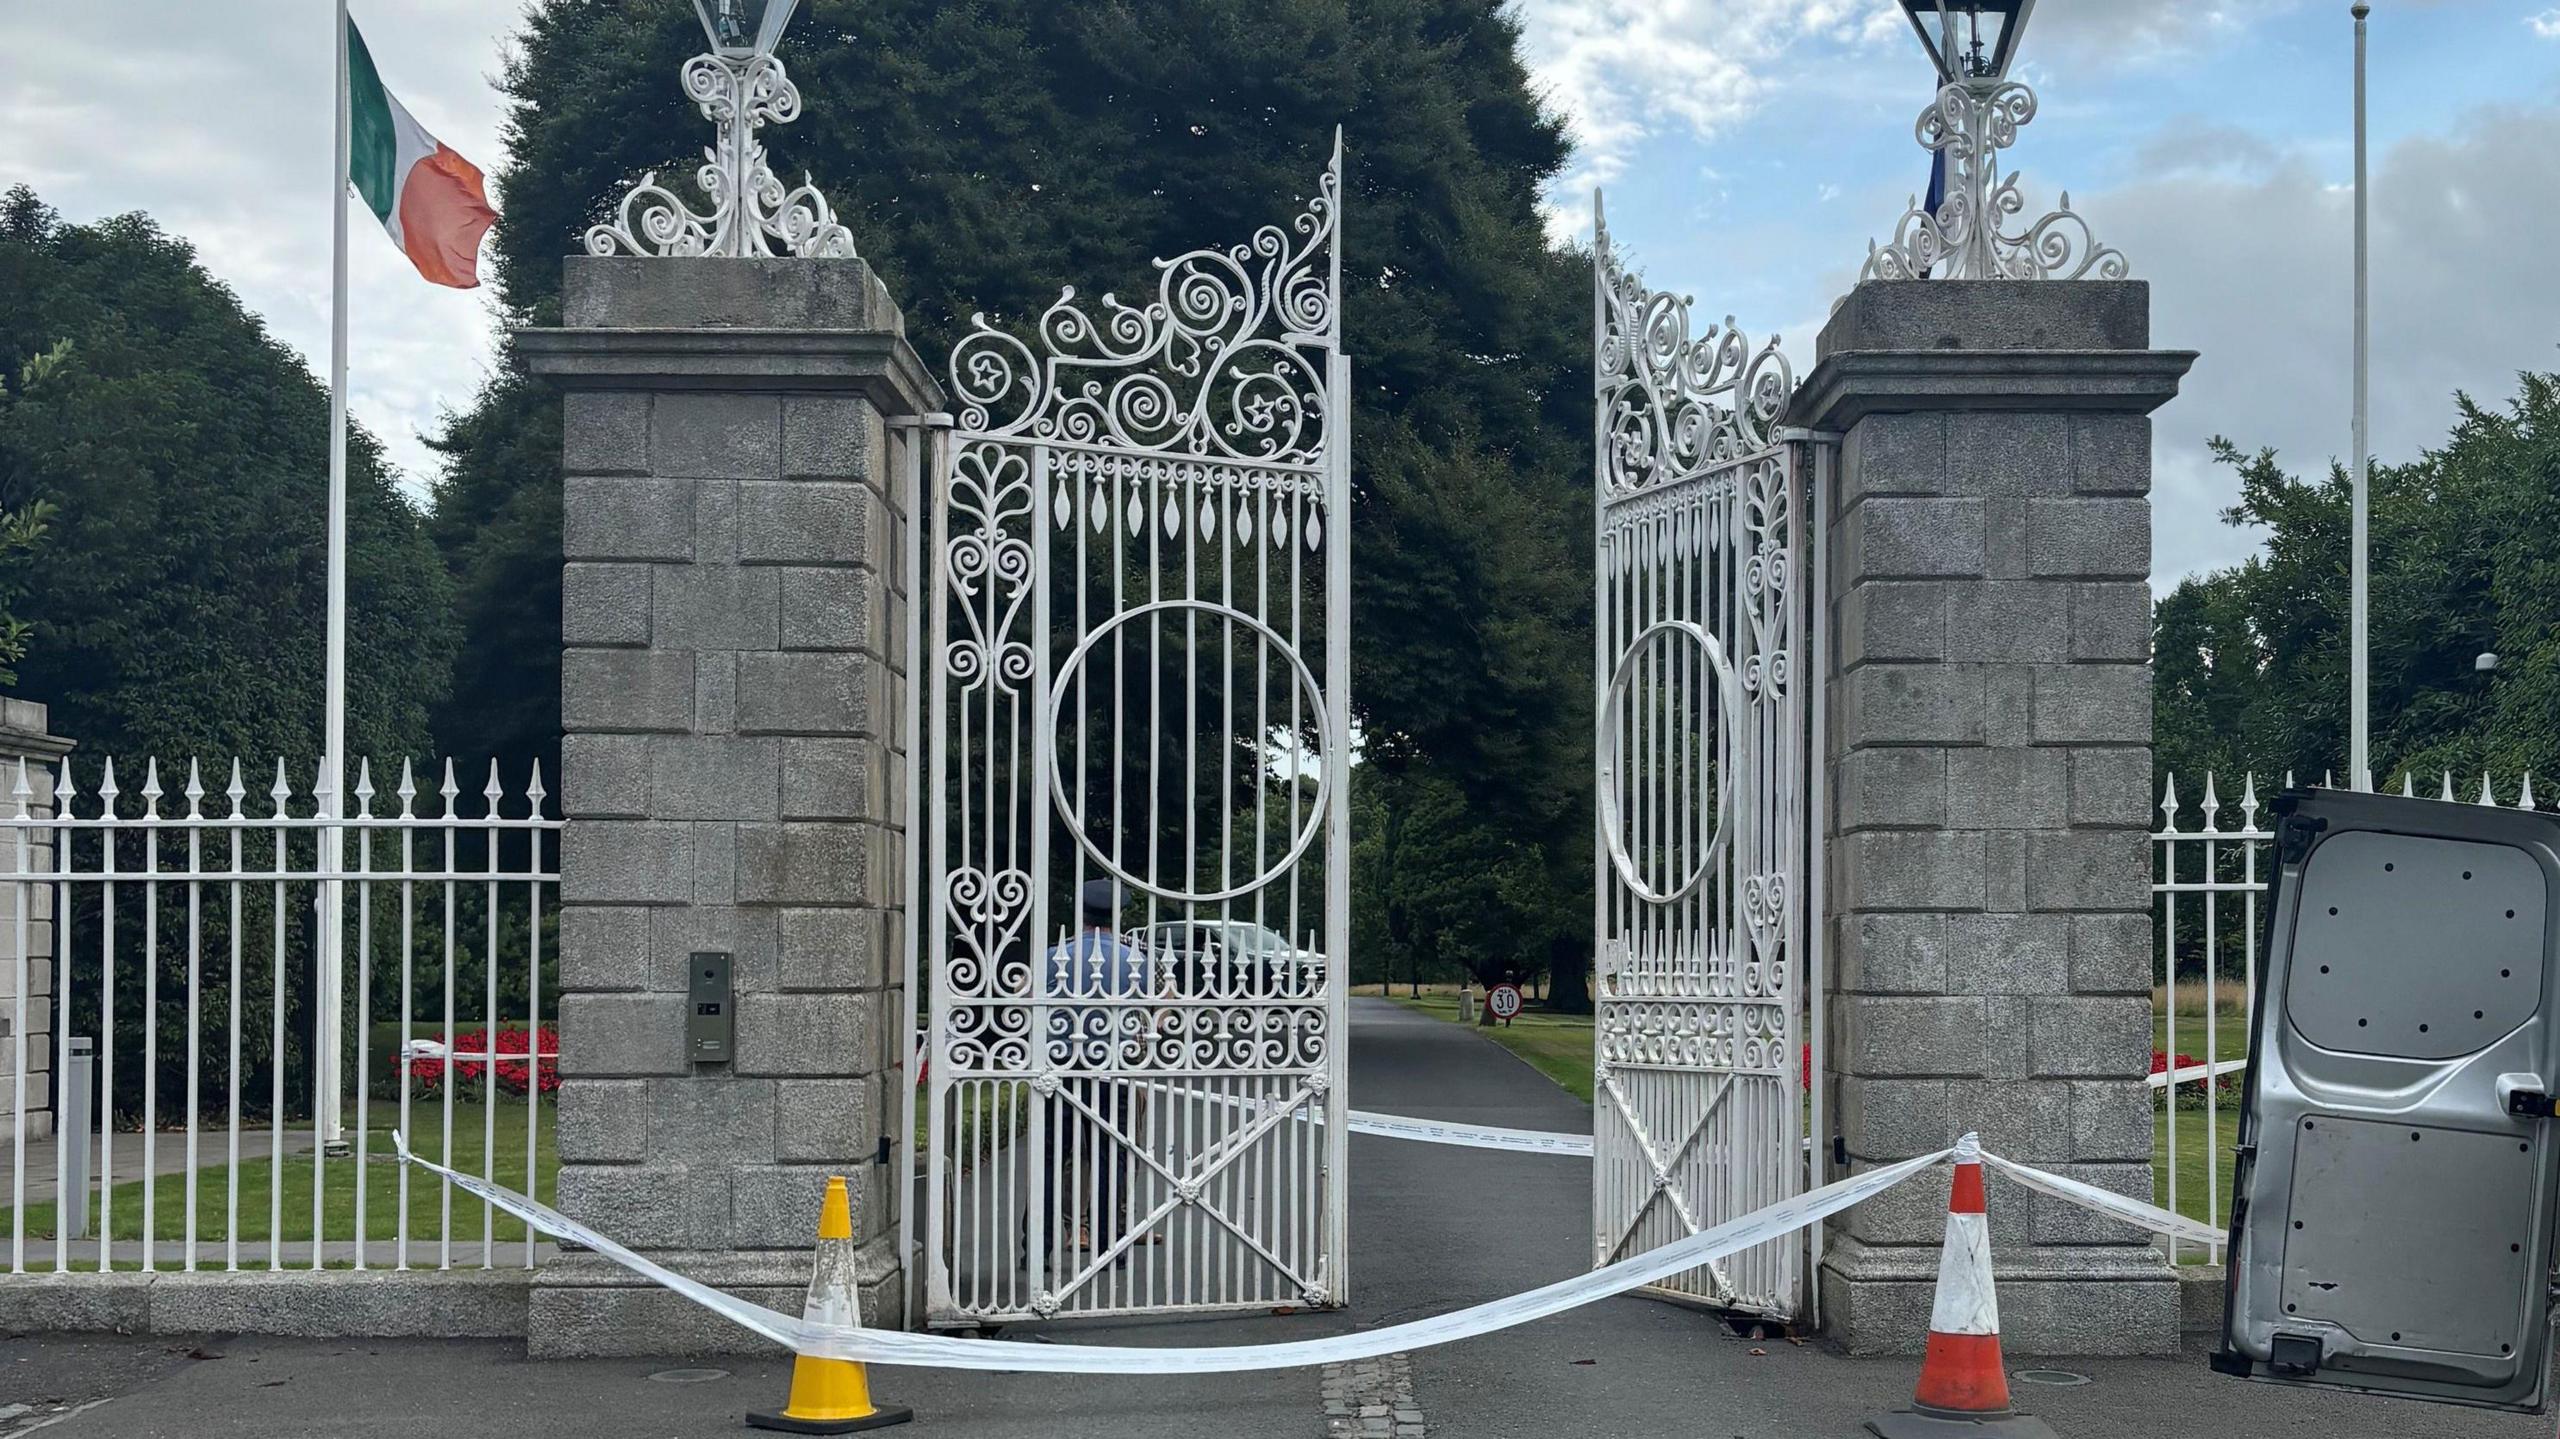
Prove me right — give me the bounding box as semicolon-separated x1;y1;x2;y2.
409;1026;561;1098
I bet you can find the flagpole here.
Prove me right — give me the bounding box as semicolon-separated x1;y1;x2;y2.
321;0;352;1153
2348;1;2371;792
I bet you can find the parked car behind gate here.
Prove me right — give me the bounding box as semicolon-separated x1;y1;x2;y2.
1127;920;1325;994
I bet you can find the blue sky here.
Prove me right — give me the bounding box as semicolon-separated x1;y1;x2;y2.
4;1;2556;587
1537;0;2560;583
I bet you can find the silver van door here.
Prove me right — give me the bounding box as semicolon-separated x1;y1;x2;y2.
2216;786;2560;1413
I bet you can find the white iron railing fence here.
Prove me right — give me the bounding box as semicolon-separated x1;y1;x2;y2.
3;756;558;1274
2151;768;2540;1263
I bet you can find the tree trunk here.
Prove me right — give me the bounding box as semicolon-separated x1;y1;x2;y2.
1545;936;1593;1016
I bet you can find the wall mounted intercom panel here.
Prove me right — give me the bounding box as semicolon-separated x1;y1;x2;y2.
688;950;733;1064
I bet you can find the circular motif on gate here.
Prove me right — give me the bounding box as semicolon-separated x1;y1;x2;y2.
1598;620;1740;905
1047;598;1332;905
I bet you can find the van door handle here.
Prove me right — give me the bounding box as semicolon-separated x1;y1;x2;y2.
2497;1073;2555;1118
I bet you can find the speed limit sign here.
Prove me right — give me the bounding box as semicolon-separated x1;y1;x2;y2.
1487;983;1522;1024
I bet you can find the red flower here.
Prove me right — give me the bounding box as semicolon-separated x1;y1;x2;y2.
407;1026;560;1097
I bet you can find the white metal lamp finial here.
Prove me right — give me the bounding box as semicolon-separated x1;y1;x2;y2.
1860;0;2123;283
587;0;852;259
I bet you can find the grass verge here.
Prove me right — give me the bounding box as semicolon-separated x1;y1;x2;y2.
3;1097;555;1247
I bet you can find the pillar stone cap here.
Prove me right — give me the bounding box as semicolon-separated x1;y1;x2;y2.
562;256;905;332
0;695;72;758
1819;279;2154;355
1785;280;2192;432
518;256;942;417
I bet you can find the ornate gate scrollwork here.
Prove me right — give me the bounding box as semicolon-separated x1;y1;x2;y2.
1591;200;1812;1321
925;139;1350;1326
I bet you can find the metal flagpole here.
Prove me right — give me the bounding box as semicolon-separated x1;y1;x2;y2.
320;0;352;1152
2349;1;2371;792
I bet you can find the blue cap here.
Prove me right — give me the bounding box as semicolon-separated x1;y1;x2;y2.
1079;879;1119;918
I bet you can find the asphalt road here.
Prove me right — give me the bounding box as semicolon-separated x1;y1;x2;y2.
6;997;2555;1437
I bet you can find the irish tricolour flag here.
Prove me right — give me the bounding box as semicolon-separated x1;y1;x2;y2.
346;16;496;288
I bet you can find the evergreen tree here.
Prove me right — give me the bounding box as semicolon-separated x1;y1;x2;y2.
2154;370;2560;799
438;0;1597;1000
0;185;455;772
0;186;465;1121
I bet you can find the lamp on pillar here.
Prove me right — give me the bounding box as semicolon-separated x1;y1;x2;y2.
1861;0;2125;282
1898;0;2033;83
586;0;856;259
695;0;797;56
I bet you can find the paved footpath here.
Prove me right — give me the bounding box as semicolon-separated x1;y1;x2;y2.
6;997;2552;1436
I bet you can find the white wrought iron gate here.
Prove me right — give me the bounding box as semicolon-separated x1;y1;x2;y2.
1590;209;1814;1322
922;144;1351;1325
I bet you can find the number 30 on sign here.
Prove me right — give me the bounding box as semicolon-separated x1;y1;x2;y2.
1487;983;1522;1024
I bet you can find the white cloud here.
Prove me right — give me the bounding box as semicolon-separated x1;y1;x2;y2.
0;2;520;497
2088;101;2560;584
2529;8;2560;39
2018;0;2303;63
1515;0;1900;235
1513;0;2315;244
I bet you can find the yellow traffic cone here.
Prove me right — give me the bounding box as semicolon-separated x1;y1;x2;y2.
747;1176;913;1434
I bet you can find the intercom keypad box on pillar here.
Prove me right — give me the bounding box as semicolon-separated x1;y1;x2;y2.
2216;789;2560;1414
687;951;733;1064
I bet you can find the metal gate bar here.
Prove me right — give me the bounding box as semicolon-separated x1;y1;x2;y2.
1590;204;1813;1322
922;141;1351;1326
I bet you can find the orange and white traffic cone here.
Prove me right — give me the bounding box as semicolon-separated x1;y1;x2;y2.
1865;1134;2058;1438
747;1175;913;1434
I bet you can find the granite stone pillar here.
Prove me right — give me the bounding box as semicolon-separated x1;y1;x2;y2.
0;699;69;1147
1788;281;2193;1355
520;258;937;1356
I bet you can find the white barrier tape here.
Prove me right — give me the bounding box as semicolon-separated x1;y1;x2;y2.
1315;1121;2216;1255
393;1130;803;1350
393;1128;1945;1373
2145;1056;2246;1090
1058;1086;2217;1249
1129;1079;1594;1154
1135;1079;1593;1156
1979;1150;2226;1249
1345;1108;1593;1156
392;1130;2222;1372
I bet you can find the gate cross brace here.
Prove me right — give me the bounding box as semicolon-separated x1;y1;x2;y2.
1037;1075;1324;1301
1599;1069;1736;1296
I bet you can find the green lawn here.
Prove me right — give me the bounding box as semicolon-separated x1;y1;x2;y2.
2151;1002;2249;1247
1389;992;1597;1102
2154;1005;2251;1069
2155;1103;2242;1237
3;1097;555;1249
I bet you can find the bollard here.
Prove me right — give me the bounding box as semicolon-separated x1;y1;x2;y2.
63;1035;92;1241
